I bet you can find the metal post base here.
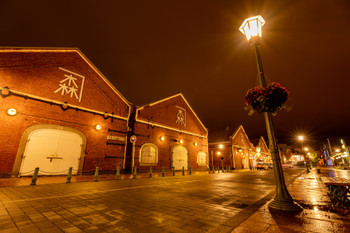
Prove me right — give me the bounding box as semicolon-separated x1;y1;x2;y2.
268;199;303;212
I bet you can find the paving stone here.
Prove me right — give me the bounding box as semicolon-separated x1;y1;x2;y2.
62;226;85;233
34;220;56;229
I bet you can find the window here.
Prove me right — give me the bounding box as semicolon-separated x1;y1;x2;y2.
197;151;207;166
140;143;158;166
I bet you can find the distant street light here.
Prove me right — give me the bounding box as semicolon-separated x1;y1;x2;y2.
239;16;301;211
298;135;304;141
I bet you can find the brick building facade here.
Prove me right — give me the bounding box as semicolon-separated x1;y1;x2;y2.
0;48;209;177
130;94;208;171
208;125;270;170
0;48;131;177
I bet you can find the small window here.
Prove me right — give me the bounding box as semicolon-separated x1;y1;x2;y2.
197;151;207;166
140;143;158;166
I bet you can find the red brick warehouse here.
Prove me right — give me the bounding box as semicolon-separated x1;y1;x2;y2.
0;47;209;177
0;48;131;177
131;94;208;172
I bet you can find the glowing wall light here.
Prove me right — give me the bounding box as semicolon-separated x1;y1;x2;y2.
95;124;102;131
7;108;17;116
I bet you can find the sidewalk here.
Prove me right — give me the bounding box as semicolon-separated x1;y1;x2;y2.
232;167;350;233
0;170;236;187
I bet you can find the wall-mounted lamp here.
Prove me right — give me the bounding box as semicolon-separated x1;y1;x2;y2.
160;136;165;141
95;124;102;131
219;144;223;149
217;152;221;155
179;139;183;144
193;142;198;146
7;108;17;116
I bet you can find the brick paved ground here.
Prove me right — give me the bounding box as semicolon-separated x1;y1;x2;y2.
0;170;278;232
232;167;350;233
0;168;349;232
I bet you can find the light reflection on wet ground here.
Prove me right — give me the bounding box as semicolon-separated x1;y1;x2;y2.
232;167;350;233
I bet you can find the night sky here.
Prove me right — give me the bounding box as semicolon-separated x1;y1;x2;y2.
1;0;350;144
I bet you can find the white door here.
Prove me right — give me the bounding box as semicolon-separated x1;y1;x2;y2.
20;129;82;176
197;151;207;166
172;146;188;170
243;156;250;169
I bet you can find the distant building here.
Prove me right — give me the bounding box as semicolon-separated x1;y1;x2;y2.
208;125;271;170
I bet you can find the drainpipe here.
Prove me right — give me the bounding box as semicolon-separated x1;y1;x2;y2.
125;105;136;172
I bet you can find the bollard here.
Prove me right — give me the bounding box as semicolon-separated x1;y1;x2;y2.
162;167;165;177
172;167;175;176
226;166;228;173
212;166;214;174
116;166;120;180
182;167;185;176
66;167;72;183
133;167;137;179
94;167;99;182
189;167;192;175
149;166;152;178
208;167;210;174
30;167;39;186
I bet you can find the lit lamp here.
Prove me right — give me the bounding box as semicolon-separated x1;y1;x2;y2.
239;16;301;211
7;108;17;116
95;124;102;131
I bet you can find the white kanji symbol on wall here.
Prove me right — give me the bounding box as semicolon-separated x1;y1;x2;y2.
54;67;85;102
175;106;186;126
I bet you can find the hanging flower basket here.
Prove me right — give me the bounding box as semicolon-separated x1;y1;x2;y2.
245;82;289;113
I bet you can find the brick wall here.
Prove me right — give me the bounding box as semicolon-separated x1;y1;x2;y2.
0;49;130;177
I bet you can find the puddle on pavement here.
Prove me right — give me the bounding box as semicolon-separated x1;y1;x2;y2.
297;177;316;180
298;202;350;216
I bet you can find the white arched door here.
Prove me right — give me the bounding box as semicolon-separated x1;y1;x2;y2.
243;156;250;169
172;145;188;170
20;129;82;176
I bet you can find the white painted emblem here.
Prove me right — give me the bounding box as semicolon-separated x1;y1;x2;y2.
175;106;186;127
54;67;85;102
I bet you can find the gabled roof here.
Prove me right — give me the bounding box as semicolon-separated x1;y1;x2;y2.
136;93;208;138
257;136;270;154
0;47;132;119
0;47;131;106
231;125;248;141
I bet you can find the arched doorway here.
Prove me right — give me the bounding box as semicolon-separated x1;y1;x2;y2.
12;125;86;176
171;145;188;170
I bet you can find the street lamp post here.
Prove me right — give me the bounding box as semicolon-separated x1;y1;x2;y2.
239;16;302;211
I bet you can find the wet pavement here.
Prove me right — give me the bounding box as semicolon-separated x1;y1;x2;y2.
0;167;348;232
232;167;350;233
